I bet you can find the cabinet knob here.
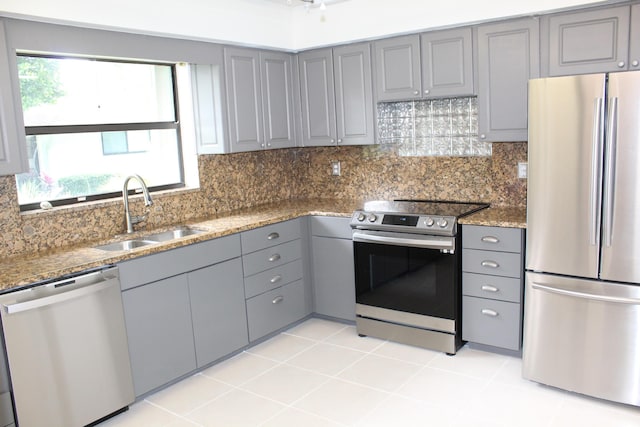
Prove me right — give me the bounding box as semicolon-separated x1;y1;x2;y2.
337;138;343;144
260;143;265;148
272;295;284;304
481;236;499;244
479;134;486;140
330;139;335;143
267;232;280;240
481;285;499;293
632;60;639;68
413;90;419;96
617;61;626;68
481;260;499;269
424;89;430;95
270;275;282;284
481;309;499;317
268;254;281;262
267;143;272;147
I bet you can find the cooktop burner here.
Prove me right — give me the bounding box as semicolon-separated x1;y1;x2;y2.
351;200;489;236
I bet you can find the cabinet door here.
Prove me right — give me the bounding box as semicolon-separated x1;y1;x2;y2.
188;258;248;368
477;18;539;142
630;4;640;71
0;21;27;175
224;47;264;152
122;275;196;397
421;28;474;97
311;235;355;321
374;35;422;101
298;48;337;146
260;51;296;149
547;6;630;76
191;59;228;154
333;43;374;146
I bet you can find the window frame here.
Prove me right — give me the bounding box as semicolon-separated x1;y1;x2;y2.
17;53;186;211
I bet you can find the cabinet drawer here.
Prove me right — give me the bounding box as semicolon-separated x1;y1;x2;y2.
242;239;301;277
244;260;304;299
311;216;352;239
462;248;522;278
241;219;301;254
462;225;522;253
119;234;241;291
246;280;306;341
462;296;521;351
462;272;522;303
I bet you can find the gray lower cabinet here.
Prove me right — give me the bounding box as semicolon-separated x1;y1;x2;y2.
298;43;374;146
241;218;311;341
310;216;355;321
0;20;27;176
544;5;631;76
0;338;14;427
120;234;246;397
462;225;525;351
476;18;539;142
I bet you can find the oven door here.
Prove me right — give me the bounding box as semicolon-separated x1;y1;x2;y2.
352;230;459;321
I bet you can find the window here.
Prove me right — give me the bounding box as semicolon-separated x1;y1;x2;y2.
15;54;184;210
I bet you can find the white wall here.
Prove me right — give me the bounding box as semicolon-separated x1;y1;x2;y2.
0;0;610;50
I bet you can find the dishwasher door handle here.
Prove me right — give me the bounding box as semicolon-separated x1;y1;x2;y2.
3;278;116;314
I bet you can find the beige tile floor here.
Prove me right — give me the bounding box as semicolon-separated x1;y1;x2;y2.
102;318;640;427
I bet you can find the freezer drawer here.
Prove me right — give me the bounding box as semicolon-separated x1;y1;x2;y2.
522;272;640;406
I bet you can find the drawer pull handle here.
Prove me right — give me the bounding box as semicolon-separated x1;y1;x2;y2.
268;254;281;262
481;309;499;317
272;295;284;304
481;285;499;293
481;260;499;268
270;275;282;284
481;236;499;243
267;232;280;240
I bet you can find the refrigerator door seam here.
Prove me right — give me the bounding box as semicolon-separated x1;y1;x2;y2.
603;96;619;248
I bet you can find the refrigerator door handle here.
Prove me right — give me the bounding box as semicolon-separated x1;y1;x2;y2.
603;96;618;248
531;281;640;305
590;97;605;247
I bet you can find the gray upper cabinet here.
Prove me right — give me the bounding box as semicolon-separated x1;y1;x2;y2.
0;20;27;176
333;43;375;146
476;18;539;142
260;51;296;149
545;6;631;76
299;44;374;146
224;47;264;152
374;35;422;101
421;27;474;97
629;4;640;70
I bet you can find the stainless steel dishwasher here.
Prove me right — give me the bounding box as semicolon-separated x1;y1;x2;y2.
0;266;135;427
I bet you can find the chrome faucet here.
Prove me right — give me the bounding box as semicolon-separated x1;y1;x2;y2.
123;174;153;234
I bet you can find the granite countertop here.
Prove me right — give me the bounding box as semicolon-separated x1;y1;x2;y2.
459;206;527;229
0;199;526;292
0;198;361;292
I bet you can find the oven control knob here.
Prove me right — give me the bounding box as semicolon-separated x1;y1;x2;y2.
368;214;378;222
437;218;449;228
357;213;366;222
424;217;435;227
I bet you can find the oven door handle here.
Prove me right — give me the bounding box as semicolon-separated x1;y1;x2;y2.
352;231;455;251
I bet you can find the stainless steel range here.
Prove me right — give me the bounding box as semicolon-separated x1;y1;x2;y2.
351;200;488;354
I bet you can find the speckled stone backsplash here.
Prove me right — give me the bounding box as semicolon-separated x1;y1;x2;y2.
0;143;526;259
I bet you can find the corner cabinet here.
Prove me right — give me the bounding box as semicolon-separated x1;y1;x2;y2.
476;18;539;142
543;5;632;76
298;43;375;146
224;47;296;152
310;216;355;321
0;20;27;176
462;225;525;352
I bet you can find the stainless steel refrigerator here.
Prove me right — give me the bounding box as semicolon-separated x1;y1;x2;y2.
523;71;640;407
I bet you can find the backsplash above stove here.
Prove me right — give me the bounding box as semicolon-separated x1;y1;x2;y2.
377;97;492;157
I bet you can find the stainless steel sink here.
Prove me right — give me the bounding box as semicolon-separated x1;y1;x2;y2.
143;227;206;242
94;239;157;251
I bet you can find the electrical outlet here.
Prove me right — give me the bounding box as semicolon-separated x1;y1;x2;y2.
518;162;528;179
331;161;341;176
